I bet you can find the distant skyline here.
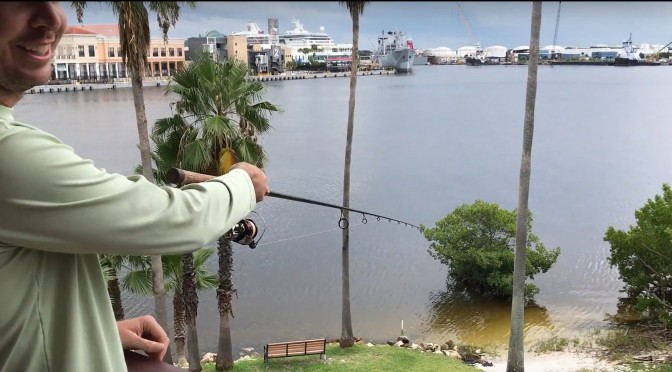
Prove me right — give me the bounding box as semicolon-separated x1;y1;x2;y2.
63;2;672;50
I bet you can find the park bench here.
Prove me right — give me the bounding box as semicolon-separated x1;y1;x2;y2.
263;338;327;366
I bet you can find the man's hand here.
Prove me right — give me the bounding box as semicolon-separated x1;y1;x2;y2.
229;162;270;202
117;315;170;361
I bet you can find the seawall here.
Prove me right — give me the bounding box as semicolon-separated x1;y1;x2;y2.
25;70;397;95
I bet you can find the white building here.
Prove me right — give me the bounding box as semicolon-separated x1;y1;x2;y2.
483;45;508;58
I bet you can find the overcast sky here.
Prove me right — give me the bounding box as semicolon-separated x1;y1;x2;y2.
63;2;672;50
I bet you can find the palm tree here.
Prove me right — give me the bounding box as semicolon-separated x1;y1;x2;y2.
72;2;195;364
122;249;218;368
136;134;206;372
99;254;148;320
153;56;280;370
507;2;542;371
338;1;368;349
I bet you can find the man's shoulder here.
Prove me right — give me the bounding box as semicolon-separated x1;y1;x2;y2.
0;118;40;131
0;118;41;139
0;118;61;147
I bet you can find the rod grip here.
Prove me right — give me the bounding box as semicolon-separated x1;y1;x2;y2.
166;168;215;186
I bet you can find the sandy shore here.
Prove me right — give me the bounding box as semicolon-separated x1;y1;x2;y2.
474;350;623;372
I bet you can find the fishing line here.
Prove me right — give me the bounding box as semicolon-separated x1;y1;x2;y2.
254;222;365;247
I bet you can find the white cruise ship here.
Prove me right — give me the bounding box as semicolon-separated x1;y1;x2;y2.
230;19;353;63
230;22;275;45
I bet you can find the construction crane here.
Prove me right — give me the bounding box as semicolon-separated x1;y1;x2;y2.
552;1;562;59
648;40;672;62
456;2;480;51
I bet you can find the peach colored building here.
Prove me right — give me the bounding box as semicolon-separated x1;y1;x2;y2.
54;24;186;81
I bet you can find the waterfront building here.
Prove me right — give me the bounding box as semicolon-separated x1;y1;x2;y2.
53;24;186;82
185;30;226;63
483;45;508;59
424;47;459;65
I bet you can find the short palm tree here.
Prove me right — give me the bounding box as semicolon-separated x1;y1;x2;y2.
123;249;218;368
153;55;281;371
99;254;150;320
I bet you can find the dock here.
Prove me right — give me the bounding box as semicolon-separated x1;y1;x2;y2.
26;70;396;95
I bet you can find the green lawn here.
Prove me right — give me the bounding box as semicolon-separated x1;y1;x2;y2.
202;343;481;372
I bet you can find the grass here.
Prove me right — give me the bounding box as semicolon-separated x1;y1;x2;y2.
530;336;572;353
202;343;481;372
524;328;672;371
199;325;672;372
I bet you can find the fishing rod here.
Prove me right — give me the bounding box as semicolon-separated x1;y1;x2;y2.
166;168;421;248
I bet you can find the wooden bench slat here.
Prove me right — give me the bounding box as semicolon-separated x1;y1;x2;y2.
266;339;326;346
268;348;324;353
264;338;327;365
268;347;324;354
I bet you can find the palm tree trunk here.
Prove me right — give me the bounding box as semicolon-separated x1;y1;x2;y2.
216;236;235;371
173;287;188;368
131;68;172;365
507;2;542;371
107;268;125;321
182;252;201;372
340;6;361;349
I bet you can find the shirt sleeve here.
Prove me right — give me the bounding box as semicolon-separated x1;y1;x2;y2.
0;122;256;255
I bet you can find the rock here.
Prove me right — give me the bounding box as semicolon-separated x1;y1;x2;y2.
200;352;216;364
366;342;375;347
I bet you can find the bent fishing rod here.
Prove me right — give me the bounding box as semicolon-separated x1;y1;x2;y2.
166;168;420;248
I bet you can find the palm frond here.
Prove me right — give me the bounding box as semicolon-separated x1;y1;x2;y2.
182;139;214;172
122;269;153;296
233;137;267;168
193;247;215;263
70;1;88;23
117;2;150;73
196;274;219;290
203;115;238;142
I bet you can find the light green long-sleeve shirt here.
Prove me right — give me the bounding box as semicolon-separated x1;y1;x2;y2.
0;105;256;372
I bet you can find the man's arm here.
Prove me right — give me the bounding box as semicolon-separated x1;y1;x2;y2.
0;121;256;255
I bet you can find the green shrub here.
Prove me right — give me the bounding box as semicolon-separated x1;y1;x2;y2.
604;183;672;326
420;200;560;302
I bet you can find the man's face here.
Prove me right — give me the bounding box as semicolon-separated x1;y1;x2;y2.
0;2;67;103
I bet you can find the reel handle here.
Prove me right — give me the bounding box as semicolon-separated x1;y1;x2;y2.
166;168;215;186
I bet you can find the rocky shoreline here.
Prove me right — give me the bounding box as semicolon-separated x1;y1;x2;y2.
197;335;494;369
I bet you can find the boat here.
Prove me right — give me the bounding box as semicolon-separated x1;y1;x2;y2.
278;19;346;50
464;43;484;65
230;22;274;45
614;33;661;66
464;43;500;65
372;29;415;73
548;60;613;66
230;19;353;66
413;50;429;65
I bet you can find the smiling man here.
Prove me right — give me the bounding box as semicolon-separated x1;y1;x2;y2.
0;2;270;371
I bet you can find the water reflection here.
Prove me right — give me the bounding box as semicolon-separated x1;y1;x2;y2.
422;280;556;347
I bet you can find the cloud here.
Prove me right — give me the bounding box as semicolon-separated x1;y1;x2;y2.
62;1;672;50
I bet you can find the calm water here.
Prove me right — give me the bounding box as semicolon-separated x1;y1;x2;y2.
14;65;672;354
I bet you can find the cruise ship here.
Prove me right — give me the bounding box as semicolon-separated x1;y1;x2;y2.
230;19;353;63
230;22;275;45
